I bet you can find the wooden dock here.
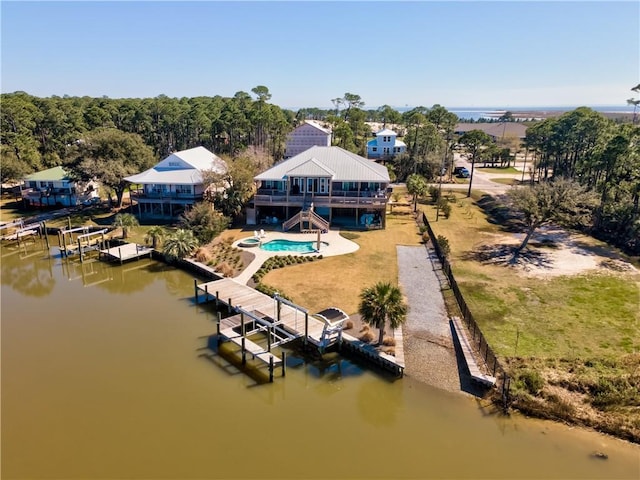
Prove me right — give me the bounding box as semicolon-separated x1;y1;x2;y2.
196;277;405;380
196;278;329;344
451;316;496;387
99;243;154;264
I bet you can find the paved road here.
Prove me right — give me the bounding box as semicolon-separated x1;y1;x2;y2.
439;153;531;196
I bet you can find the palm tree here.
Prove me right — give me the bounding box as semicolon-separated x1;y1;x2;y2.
358;281;407;345
406;173;428;212
144;226;166;249
112;213;139;239
163;229;199;261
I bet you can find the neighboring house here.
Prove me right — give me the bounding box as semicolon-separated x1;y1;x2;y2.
251;146;390;229
454;122;528;141
366;128;406;160
125;146;227;218
284;120;332;158
22;166;99;208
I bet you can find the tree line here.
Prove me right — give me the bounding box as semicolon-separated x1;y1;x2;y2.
522;107;639;254
1;88;295;182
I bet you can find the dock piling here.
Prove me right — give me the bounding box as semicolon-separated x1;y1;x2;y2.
194;279;199;304
269;356;274;382
241;337;246;365
281;351;286;377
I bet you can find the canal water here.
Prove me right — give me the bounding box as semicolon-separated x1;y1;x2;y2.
2;239;638;479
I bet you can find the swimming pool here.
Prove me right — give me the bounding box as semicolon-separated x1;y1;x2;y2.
260;239;328;253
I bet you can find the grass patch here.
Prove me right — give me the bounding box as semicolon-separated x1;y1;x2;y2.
477;166;520;174
490;177;519;186
419;190;639;441
261;214;421;314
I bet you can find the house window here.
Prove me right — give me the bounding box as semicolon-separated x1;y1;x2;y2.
168;161;180;167
176;185;192;194
291;177;302;194
383;147;390;154
372;147;377;152
29;181;37;188
318;178;328;194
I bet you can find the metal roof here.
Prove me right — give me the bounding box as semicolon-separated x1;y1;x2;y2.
375;128;397;136
124;146;226;185
255;146;390;182
24;166;71;182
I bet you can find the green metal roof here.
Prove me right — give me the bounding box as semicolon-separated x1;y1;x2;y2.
24;166;71;182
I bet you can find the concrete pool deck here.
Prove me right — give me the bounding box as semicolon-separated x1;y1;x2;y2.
232;229;359;284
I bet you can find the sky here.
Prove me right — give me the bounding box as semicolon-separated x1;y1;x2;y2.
1;1;638;110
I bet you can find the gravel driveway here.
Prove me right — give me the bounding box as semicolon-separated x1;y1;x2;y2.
397;245;463;393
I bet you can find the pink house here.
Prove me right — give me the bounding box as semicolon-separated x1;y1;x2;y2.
285;120;332;158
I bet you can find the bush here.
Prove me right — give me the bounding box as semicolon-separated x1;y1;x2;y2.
428;185;440;203
360;331;375;343
437;198;451;218
421;232;430;244
178;202;230;244
216;262;235;278
436;235;451;258
519;369;544;395
194;247;213;264
382;336;396;346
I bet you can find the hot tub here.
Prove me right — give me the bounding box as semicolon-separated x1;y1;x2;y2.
238;237;261;248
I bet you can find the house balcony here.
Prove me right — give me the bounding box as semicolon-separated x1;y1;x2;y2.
129;191;203;204
253;190;388;208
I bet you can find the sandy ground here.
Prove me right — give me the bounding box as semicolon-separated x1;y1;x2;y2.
475;226;638;278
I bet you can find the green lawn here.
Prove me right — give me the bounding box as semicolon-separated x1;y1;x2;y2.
477;166;520;174
420;193;640;360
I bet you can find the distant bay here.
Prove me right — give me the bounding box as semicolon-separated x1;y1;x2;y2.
402;105;636;121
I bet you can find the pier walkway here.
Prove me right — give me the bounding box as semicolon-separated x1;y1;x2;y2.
196;277;405;380
99;243;154;264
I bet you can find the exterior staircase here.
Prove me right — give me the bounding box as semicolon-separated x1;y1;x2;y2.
282;209;329;233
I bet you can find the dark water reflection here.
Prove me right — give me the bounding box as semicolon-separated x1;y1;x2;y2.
1;240;638;479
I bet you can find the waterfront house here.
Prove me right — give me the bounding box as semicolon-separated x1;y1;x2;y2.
125;146;227;218
22;166;99;208
366;128;406;160
250;146;390;229
284;120;332;158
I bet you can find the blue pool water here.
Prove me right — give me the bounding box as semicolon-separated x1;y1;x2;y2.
260;239;328;253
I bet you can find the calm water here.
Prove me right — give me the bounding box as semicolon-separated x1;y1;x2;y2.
2;239;639;479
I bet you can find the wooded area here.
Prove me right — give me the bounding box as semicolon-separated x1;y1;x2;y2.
1;90;638;254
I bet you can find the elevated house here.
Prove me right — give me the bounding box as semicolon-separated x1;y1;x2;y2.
284;120;332;158
366;128;406;160
125;146;227;218
21;166;99;208
250;146;390;229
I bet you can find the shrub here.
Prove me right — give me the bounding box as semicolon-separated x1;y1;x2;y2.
428;185;440;203
360;331;375;343
344;320;354;330
437;198;451;218
194;247;213;264
518;369;544;395
422;232;430;244
360;324;370;333
381;346;396;356
382;336;396;346
178;202;230;244
436;235;451;258
216;262;235;278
